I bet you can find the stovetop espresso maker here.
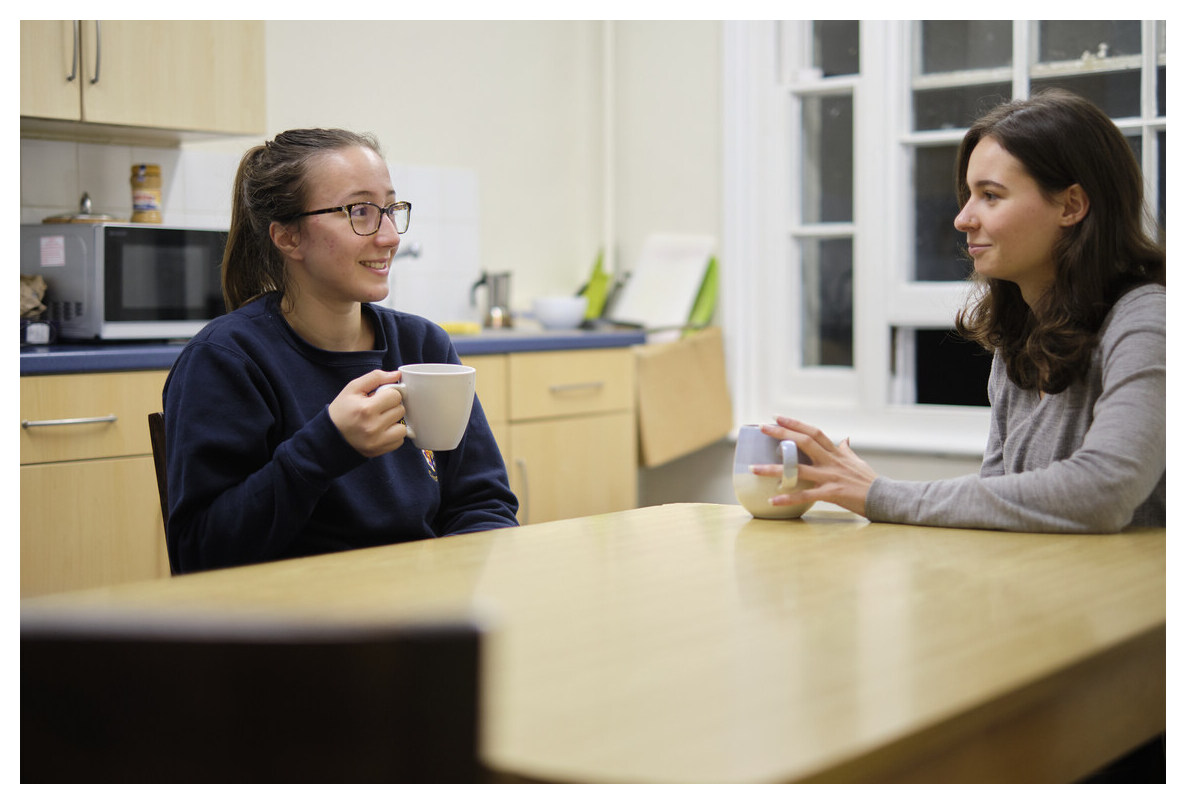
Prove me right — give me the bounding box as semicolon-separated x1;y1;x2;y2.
470;270;513;329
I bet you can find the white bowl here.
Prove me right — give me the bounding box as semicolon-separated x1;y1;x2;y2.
533;296;587;330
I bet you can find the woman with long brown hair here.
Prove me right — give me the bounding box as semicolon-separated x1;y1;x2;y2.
755;89;1165;532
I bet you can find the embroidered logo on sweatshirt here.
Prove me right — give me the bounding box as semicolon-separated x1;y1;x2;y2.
422;449;438;481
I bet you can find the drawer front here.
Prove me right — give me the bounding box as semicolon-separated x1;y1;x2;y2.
461;354;508;425
509;349;635;421
21;456;168;597
20;371;168;465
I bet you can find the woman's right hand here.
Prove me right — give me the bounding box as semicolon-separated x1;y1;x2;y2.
327;369;409;458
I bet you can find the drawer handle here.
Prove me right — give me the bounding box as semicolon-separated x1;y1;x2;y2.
21;414;118;429
548;381;605;395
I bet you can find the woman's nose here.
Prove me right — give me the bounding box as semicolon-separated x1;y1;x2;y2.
954;202;976;232
374;213;401;246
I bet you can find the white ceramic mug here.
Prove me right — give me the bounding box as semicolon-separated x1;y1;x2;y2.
732;424;814;519
380;363;476;451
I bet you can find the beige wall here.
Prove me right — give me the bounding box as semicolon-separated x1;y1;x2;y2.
263;20;723;309
611;22;722;281
265;20;606;308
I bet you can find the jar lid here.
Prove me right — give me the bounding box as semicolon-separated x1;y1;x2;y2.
131;164;161;177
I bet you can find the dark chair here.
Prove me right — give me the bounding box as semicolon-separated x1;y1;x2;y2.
20;611;486;782
147;411;168;529
147;411;178;574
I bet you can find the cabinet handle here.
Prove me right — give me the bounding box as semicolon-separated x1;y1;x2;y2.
21;414;118;429
66;20;79;82
548;381;605;395
515;457;529;525
89;20;101;84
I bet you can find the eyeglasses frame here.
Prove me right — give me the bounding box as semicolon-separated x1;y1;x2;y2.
294;200;412;235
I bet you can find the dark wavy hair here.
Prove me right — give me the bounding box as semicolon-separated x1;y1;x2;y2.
222;128;383;311
953;89;1165;394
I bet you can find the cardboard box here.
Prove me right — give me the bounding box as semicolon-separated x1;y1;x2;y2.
634;326;734;467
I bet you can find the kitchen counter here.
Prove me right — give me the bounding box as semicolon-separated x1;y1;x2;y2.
19;328;647;376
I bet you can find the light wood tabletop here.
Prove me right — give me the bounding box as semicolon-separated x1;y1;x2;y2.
21;503;1166;783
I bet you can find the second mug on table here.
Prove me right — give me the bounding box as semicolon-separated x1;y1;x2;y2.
732;424;815;519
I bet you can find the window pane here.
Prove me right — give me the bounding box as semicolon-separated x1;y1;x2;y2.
1038;20;1140;62
1157;129;1165;231
814;21;859;77
913;145;967;282
914;84;1011;131
801;95;853;223
921;21;1012;73
800;238;853;367
1033;21;1141;118
1157;21;1166;116
1030;72;1140;119
898;328;992;407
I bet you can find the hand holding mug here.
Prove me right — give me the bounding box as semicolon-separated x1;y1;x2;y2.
329;369;408;458
752;416;878;517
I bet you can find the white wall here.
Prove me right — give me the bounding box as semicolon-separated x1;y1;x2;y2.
611;22;722;279
264;20;605;312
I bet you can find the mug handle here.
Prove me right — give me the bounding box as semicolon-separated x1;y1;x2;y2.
777;440;798;491
377;382;415;440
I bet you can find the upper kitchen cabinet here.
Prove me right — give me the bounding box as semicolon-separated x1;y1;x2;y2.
21;21;265;142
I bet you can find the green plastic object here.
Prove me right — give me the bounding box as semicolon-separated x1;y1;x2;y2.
683;255;718;336
579;250;611;320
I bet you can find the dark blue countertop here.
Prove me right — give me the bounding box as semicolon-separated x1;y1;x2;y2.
20;328;647;376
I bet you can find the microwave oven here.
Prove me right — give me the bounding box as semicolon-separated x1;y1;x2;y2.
21;223;229;340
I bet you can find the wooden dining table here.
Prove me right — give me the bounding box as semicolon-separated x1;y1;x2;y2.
20;503;1166;783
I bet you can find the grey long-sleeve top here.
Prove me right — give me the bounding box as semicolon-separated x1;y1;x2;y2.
866;284;1165;533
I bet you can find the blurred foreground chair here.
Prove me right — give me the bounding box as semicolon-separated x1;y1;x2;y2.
21;611;485;782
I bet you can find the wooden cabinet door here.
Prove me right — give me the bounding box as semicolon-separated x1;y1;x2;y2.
20;20;82;120
509;410;637;525
21;456;169;598
79;21;265;134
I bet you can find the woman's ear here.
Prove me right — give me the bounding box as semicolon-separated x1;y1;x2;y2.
1059;184;1090;227
269;220;303;261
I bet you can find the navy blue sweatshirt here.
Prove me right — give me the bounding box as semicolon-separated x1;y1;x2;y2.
162;293;518;573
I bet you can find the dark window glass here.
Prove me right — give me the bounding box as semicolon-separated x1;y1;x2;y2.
813;21;859;77
1038;21;1140;61
1030;72;1141;119
921;21;1011;73
801;94;854;223
800;238;853;367
913;84;1011;131
913;144;967;282
1157;129;1165;231
909;328;992;407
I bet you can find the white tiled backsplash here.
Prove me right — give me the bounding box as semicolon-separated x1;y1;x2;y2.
20;138;483;325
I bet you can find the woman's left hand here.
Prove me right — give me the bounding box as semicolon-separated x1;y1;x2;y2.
753;416;879;517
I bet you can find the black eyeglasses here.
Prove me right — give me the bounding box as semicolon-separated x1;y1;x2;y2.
295;200;412;236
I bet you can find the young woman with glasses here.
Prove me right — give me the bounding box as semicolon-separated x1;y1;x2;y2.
754;89;1165;533
162;128;517;573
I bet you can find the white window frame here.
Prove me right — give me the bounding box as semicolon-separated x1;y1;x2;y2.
721;20;1163;457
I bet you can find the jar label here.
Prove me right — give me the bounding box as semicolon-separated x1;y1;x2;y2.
132;190;161;211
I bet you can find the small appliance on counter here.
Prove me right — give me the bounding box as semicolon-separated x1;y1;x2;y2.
470;270;513;329
20;222;229;341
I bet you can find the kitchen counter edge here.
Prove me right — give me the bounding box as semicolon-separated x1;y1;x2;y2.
19;330;647;376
